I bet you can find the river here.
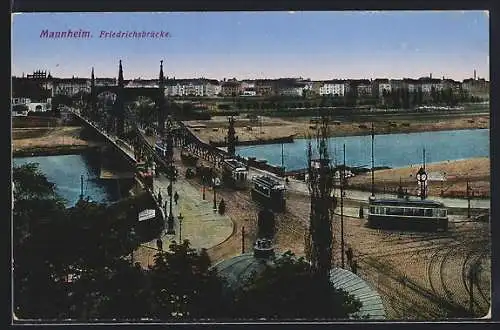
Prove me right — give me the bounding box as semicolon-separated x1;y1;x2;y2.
235;128;490;171
13;148;134;207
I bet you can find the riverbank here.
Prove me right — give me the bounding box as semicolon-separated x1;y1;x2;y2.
348;157;490;198
185;114;489;144
12;126;101;157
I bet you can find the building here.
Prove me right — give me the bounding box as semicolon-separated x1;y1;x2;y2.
26;70;49;79
462;78;489;97
254;79;275;96
52;77;91;96
11;97;31;106
402;78;420;93
221;81;242;97
241;88;257;96
165;78;221;97
95;78;117;86
418;77;444;95
353;79;372;96
319;80;346;97
126;79;158;88
389;79;403;91
371;79;391;98
276;79;306;97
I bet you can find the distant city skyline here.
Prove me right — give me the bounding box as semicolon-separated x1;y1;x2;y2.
12;11;489;81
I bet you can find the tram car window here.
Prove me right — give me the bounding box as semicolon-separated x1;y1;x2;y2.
251;175;286;212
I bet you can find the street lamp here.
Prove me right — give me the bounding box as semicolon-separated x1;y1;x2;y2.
416;167;428;200
212;171;217;212
202;175;206;200
178;213;184;242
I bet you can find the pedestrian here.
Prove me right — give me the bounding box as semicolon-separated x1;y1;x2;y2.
351;260;358;274
346;247;353;266
174;191;179;205
167;184;172;197
156;238;163;251
359;206;364;218
157;191;162;206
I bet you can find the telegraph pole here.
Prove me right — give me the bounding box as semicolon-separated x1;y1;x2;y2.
242;226;245;253
341;143;346;269
371;122;375;198
213;171;217;212
467;179;471;218
281;143;285;175
79;175;84;201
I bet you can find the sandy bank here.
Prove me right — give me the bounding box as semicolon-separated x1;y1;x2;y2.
348;157;490;198
186;115;489;144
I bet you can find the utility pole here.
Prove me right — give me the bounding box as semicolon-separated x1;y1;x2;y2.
341;143;345;269
281;143;285;176
213;171;217;212
467;179;471;218
371;122;375;198
202;177;206;200
80;175;84;200
242;226;245;254
166;122;175;235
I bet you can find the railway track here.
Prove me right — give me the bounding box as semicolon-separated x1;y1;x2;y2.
147;139;491;320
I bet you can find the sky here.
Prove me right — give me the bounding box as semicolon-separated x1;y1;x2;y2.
11;11;489;81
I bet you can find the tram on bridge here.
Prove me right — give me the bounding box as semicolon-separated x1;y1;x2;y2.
221;158;248;189
366;198;448;232
251;175;286;212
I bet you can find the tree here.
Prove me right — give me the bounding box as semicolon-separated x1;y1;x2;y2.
148;240;226;319
231;251;362;319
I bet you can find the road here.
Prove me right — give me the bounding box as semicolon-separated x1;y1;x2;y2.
247;167;490;210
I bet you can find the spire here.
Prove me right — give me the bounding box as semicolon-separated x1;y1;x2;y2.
118;60;124;87
159;60;165;83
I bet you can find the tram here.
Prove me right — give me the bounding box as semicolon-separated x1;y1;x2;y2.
251;175;286;212
221;158;248;189
367;198;448;232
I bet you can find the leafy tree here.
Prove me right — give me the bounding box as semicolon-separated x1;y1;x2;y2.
148;240;227;319
230;251;362;319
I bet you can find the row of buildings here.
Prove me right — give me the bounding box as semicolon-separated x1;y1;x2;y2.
13;70;489;99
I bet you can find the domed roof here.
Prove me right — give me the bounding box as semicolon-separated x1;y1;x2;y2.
213;252;274;292
329;267;386;320
213;238;275;292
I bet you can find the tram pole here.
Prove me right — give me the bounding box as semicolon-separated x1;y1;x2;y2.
469;265;474;315
242;226;245;254
213;169;217;212
467;179;471;218
371;122;375;198
80;175;84;201
341;144;345;269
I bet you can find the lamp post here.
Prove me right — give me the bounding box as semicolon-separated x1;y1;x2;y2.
166;125;175;235
202;175;206;200
416;167;427;200
178;213;184;242
213;173;217;212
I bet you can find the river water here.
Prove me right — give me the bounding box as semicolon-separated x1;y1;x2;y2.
13;149;132;207
12;129;489;205
236;129;490;171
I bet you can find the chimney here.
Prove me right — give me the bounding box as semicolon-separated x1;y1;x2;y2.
474;69;477;80
430;73;432;79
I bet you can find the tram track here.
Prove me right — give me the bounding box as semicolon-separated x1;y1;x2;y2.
143;135;491;319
